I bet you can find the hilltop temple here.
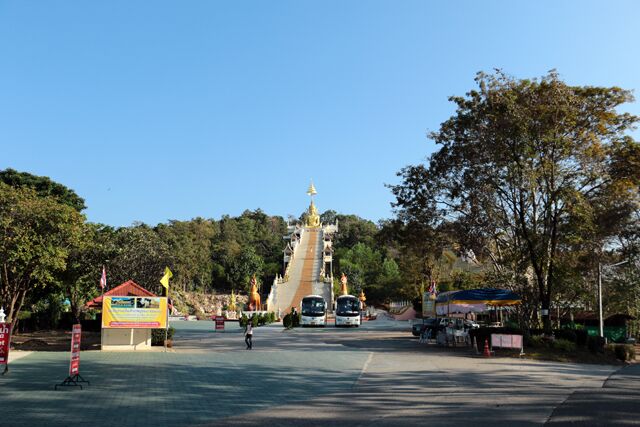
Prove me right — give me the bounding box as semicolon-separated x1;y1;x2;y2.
266;182;337;314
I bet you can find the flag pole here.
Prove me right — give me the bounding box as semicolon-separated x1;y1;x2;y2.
164;283;168;353
160;267;172;353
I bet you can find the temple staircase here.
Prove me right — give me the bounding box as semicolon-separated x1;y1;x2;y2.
268;228;331;315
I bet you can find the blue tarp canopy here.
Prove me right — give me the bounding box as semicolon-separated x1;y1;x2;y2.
435;288;521;314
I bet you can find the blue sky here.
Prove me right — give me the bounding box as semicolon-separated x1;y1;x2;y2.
1;1;639;227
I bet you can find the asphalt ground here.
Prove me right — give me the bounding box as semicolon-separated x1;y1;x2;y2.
1;319;636;426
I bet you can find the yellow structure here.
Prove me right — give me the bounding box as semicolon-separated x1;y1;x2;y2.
228;290;237;312
248;275;261;311
340;273;349;296
359;289;367;309
305;181;321;228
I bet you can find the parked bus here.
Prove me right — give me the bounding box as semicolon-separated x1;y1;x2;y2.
335;295;361;327
300;295;327;327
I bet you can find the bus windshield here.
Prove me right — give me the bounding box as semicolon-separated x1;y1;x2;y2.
301;298;326;316
336;297;360;316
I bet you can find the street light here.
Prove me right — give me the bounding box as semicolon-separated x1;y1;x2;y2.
598;260;629;338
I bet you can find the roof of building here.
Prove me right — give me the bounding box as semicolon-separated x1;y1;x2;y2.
85;280;157;309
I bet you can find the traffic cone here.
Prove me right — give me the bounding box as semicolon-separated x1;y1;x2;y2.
483;339;491;357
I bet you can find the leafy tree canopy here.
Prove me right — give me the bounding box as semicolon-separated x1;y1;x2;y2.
0;168;86;211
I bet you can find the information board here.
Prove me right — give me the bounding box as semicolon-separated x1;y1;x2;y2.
102;296;168;329
491;333;523;349
0;322;10;366
69;324;81;375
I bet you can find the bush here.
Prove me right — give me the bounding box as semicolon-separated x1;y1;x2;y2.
552;338;577;352
528;335;547;348
152;327;176;346
574;329;588;347
587;336;606;354
251;315;259;327
556;329;577;344
239;314;248;328
607;344;636;361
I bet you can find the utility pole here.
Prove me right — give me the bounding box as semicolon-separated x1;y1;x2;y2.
598;260;629;339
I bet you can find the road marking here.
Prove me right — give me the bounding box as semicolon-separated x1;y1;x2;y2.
353;352;373;389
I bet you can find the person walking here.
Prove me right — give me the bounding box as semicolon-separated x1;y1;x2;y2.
245;320;253;350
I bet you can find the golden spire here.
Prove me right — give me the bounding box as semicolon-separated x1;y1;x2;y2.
306;181;317;197
305;180;321;227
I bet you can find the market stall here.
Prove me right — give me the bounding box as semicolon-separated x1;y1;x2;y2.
434;288;521;346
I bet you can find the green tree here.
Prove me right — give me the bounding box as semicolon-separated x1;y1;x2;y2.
391;70;640;331
227;246;264;292
157;218;216;292
0;183;84;328
108;224;173;294
0;168;86;211
61;223;117;322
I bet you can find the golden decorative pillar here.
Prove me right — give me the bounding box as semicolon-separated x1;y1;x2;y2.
340;273;349;296
359;289;367;310
228;290;237;312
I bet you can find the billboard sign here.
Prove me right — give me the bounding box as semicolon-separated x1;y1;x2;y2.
69;324;81;375
0;323;10;366
102;296;168;329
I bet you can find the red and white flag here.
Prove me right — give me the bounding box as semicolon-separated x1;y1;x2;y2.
100;266;107;291
428;280;437;296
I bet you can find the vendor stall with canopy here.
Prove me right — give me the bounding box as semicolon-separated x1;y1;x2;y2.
436;288;521;316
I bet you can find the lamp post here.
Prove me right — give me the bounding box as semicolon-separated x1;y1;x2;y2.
598;260;629;338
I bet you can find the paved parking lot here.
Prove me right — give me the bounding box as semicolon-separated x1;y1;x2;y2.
0;320;633;426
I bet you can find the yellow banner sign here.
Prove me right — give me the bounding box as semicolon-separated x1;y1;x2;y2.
423;292;436;317
102;296;167;329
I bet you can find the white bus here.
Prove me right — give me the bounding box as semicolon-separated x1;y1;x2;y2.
335;295;361;327
300;295;327;327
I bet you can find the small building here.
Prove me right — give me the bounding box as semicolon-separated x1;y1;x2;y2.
85;280;160;351
565;312;636;343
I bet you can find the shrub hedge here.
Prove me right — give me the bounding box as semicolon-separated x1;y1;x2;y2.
151;326;175;345
606;344;636;361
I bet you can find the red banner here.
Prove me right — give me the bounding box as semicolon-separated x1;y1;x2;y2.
69;324;81;376
215;316;225;331
0;323;10;366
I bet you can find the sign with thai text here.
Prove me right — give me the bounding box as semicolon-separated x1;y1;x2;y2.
69;324;81;375
0;323;10;365
422;293;435;317
491;334;523;349
215;316;225;331
102;296;168;329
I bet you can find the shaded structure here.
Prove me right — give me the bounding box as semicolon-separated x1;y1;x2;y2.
436;288;521;316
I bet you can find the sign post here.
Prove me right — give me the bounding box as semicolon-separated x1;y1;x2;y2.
0;322;11;375
55;324;90;390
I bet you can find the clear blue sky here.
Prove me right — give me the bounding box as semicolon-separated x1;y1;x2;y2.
1;1;639;227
